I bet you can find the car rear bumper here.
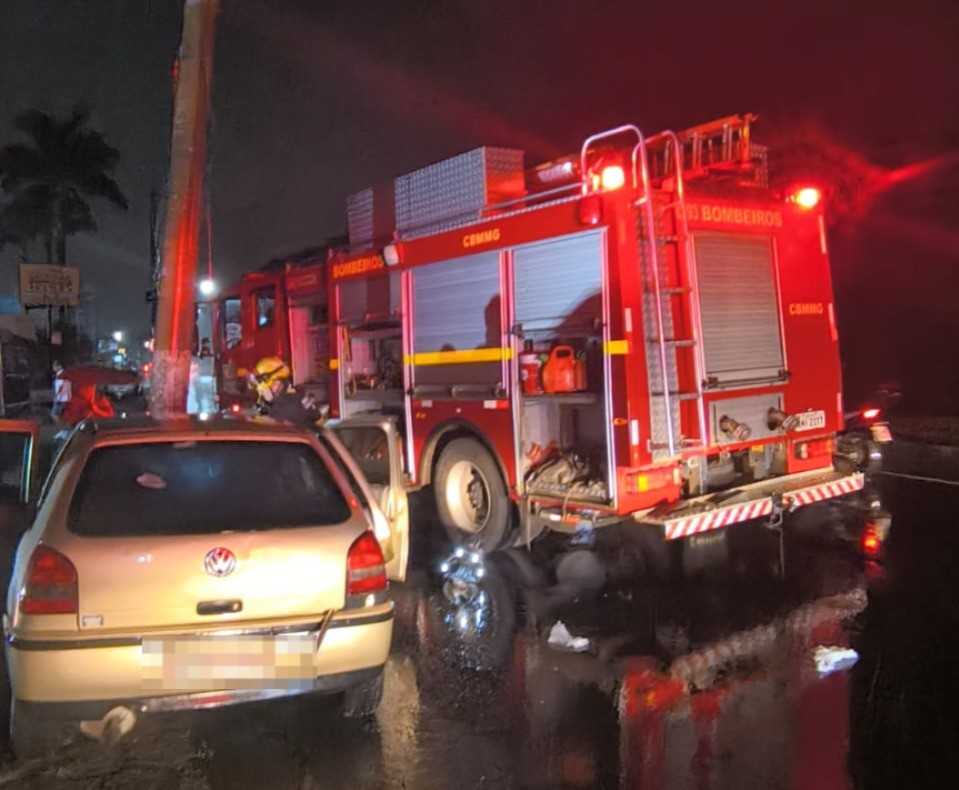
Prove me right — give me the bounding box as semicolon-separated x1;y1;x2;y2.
11;667;383;723
6;605;393;706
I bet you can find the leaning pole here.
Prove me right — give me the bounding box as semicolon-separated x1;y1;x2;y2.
149;0;218;416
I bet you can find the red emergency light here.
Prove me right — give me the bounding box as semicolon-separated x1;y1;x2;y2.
600;165;626;191
789;186;822;210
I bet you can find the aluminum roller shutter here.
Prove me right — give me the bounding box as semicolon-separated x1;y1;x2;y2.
693;232;785;385
338;273;401;324
513;231;603;331
412;252;502;386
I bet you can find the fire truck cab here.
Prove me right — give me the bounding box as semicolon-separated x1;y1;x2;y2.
327;114;863;552
216;261;330;410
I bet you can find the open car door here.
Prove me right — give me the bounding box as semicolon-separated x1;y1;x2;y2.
0;419;40;589
331;415;409;582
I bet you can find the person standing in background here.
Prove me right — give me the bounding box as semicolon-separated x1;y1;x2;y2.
51;361;71;420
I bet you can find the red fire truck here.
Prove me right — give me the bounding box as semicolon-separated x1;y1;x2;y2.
322;115;865;552
215;259;330;409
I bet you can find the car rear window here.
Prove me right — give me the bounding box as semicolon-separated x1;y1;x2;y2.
68;440;352;536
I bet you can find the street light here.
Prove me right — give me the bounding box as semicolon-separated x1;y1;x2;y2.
199;278;216;297
112;330;124;343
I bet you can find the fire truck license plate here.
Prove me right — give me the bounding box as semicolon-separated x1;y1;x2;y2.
795;410;826;431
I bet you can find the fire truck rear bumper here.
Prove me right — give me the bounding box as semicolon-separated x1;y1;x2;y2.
638;468;865;541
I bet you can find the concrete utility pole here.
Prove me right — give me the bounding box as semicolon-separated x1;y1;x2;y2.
149;0;218;416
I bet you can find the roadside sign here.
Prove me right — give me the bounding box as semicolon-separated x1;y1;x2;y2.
19;264;80;307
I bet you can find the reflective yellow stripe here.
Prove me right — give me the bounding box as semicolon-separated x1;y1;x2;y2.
328;359;339;370
604;339;629;355
404;348;513;366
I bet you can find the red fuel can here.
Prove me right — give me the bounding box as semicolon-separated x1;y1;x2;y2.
542;345;578;393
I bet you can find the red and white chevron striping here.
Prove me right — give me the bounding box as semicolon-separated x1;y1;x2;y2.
786;473;864;507
663;473;864;541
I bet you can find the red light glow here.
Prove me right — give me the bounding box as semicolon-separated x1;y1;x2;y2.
230;403;241;413
861;524;882;559
861;407;881;421
790;187;821;209
600;165;626;191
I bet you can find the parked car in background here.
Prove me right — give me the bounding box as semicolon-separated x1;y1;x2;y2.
1;415;409;758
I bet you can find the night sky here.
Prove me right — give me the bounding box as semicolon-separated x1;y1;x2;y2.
1;0;957;409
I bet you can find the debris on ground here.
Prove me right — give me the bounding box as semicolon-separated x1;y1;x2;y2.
813;645;859;675
548;620;591;653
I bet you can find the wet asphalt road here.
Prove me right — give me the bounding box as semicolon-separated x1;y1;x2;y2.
2;473;958;789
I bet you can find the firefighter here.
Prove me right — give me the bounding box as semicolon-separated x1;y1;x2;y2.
252;356;323;426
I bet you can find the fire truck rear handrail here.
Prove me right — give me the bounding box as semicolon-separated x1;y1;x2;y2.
648;129;708;449
631;133;677;457
580;125;643;190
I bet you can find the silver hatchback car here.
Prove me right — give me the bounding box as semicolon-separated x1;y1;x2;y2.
1;416;409;757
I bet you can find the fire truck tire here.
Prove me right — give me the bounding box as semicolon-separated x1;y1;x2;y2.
434;437;511;551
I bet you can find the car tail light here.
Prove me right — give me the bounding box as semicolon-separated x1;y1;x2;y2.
20;545;78;615
347;532;387;596
861;407;881;421
795;436;833;460
861;523;882;560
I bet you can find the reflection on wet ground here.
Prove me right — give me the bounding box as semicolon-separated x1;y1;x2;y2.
4;476;958;789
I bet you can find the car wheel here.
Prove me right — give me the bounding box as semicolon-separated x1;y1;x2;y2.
342;670;384;719
434;438;511;552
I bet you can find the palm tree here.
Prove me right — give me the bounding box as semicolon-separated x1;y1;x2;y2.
0;106;127;263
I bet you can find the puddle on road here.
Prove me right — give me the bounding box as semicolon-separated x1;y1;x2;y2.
370;528;871;790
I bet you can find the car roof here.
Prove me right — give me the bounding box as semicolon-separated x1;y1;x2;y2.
75;415;319;444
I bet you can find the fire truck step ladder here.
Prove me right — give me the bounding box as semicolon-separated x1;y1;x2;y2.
582;125;708;458
636;130;708;458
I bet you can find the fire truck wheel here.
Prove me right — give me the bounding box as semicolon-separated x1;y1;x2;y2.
434;437;511;551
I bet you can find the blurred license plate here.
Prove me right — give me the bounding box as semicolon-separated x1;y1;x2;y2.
142;633;317;691
795;410;826;431
870;423;893;443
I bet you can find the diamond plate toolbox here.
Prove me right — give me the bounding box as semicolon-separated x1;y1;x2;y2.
395;147;525;237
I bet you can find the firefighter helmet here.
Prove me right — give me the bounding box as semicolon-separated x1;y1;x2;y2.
252;357;291;404
254;356;290;384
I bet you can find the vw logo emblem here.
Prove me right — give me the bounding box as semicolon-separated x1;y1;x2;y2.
204;547;236;578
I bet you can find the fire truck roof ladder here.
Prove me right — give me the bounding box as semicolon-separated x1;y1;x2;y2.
652;114;765;186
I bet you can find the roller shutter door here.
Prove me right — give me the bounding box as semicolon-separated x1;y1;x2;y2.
513;231;603;331
693;232;784;385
